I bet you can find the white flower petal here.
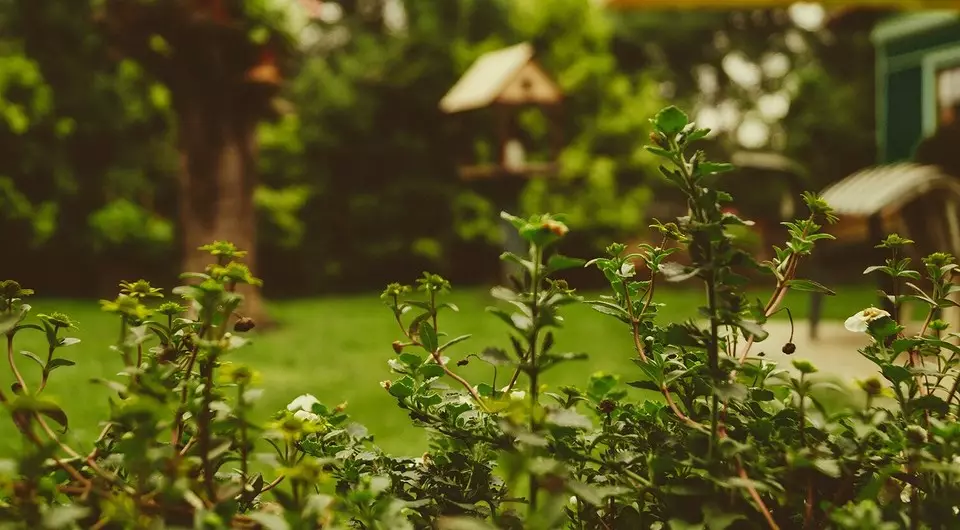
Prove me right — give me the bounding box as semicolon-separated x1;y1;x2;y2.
287;393;320;412
510;390;526;401
293;410;320;423
844;314;869;333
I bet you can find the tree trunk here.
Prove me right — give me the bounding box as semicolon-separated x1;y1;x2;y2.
176;98;272;326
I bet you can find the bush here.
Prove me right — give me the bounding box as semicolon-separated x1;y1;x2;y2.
2;106;960;529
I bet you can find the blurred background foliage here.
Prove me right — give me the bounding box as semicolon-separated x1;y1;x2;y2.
0;0;879;297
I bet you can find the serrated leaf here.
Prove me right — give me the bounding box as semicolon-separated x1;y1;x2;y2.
399;352;423;369
881;365;912;384
388;376;415;398
419;363;445;380
627;380;661;392
654;106;688;135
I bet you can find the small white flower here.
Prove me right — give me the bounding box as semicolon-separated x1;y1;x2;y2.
293;410;321;423
510;390;526;401
569;495;578;506
844;307;891;333
287;393;320;413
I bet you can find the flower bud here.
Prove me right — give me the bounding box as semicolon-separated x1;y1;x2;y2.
859;377;883;398
782;342;796;355
598;399;616;414
234;317;256;332
380;380;392;391
392;341;404;354
905;425;928;445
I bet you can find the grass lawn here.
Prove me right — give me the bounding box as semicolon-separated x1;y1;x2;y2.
0;283;875;458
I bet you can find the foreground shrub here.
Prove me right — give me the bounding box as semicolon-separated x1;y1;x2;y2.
3;107;960;529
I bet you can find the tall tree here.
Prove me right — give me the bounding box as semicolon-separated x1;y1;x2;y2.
98;0;313;323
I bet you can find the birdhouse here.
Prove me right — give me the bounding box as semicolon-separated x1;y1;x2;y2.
440;42;564;181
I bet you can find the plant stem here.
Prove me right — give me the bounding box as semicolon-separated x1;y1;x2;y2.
528;244;543;514
238;385;249;483
706;263;720;459
7;333;27;394
198;360;217;501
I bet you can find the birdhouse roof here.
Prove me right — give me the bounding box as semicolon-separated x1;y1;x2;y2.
440;42;562;114
821;163;960;216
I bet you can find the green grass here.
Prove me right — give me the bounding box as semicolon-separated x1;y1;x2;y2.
0;284;874;458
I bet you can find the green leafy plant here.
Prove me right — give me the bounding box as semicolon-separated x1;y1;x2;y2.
3;107;960;529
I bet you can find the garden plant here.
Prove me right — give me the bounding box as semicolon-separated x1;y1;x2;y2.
3;106;960;529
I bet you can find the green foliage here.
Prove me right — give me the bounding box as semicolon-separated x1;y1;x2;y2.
5;106;960;529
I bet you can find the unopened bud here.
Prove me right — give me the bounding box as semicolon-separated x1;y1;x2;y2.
598;399;616;414
859;377;883;398
234;317;256;332
905;425;928;445
782;342;796;355
392;341;404;354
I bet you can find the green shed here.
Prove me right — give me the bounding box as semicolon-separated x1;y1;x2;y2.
874;10;960;163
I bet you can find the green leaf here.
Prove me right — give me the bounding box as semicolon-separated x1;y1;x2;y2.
437;517;499;530
660;262;700;283
247;512;290;530
737;320;768;342
786;279;836;296
702;504;745;530
750;388;775;401
713;381;748;402
439;334;471;353
668;519;706;530
698;162;735;175
686;128;711;143
627;380;661;392
547;254;586;273
478;347;513;366
911;394;948;415
42;505;90;529
654;106;688;135
388;376;415;398
813;458;841;478
546;408;592;430
587;301;630;322
46;358;76;373
399;353;423;369
20;351;44;370
418;363;445;380
881;365;912;385
644;145;674;159
11;396;68;433
418;321;438;353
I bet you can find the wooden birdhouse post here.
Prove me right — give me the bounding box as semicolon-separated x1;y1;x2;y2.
439;42;564;281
